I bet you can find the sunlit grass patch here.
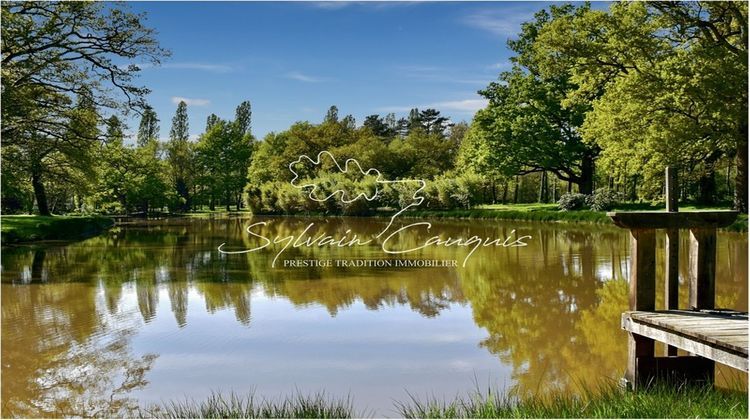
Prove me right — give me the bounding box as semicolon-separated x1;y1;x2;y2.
396;382;748;419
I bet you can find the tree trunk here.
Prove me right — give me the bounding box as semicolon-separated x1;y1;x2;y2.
31;169;50;216
697;171;717;205
538;171;548;203
513;175;520;203
579;154;594;195
501;182;508;204
735;131;748;212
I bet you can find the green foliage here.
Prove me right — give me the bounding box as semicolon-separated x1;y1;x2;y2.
533;1;748;210
472;5;597;195
585;188;623;212
166;101;194;211
195;115;254;211
244;108;466;216
557;193;587;211
1;1;167;215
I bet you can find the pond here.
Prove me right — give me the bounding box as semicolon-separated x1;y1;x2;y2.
2;216;747;417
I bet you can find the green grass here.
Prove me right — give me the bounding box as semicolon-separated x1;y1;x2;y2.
382;203;748;232
396;383;748;418
142;391;358;419
0;215;115;244
147;384;747;419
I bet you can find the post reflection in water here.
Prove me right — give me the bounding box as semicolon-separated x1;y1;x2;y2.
1;216;747;417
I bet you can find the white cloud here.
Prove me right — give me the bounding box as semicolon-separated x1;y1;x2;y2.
393;64;493;85
310;1;353;10
163;62;235;73
432;99;489;113
119;62;236;73
310;1;417;10
462;9;533;37
171;96;211;106
285;71;326;83
377;98;488;114
487;61;513;71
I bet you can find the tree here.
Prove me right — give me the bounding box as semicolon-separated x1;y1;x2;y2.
166;101;193;211
419;108;453;136
196;103;254;211
535;1;747;208
1;1;168;214
233;101;252;136
206;113;220;131
324;105;339;123
475;5;598;195
341;114;356;130
138;106;160;147
363;114;396;138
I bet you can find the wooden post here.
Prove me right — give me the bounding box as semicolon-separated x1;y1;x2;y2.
689;228;717;310
630;229;656;311
665;167;679;356
624;228;656;388
666;166;679;212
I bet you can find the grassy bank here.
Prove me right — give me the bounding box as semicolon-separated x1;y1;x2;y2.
143;391;357;419
146;384;748;419
396;383;747;418
383;203;748;232
0;215;115;244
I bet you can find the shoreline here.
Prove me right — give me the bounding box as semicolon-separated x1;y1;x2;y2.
0;215;115;245
185;207;749;233
2;206;746;245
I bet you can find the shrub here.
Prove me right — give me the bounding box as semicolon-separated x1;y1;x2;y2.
586;188;623;211
557;192;587;211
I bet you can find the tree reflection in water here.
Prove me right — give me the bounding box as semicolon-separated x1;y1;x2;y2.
1;216;746;416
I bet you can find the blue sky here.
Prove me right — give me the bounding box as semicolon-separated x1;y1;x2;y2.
122;1;576;141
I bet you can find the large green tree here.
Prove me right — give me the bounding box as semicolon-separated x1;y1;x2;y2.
475;5;598;194
166;101;193;211
1;1;168;215
534;1;747;209
195;101;254;211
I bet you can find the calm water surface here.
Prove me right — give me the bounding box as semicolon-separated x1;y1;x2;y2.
2;216;747;417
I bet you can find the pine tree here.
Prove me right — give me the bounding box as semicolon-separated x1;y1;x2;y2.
137;106;160;147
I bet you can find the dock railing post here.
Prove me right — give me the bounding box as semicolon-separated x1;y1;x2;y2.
665;166;679;356
624;228;656;388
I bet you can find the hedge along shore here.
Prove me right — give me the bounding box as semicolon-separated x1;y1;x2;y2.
0;215;115;244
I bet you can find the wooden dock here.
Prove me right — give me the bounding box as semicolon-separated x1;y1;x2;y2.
622;310;748;372
608;167;748;389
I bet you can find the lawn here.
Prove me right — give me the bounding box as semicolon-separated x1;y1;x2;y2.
0;215;115;244
391;202;748;232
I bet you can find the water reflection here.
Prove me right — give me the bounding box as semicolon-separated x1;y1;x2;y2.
1;216;747;417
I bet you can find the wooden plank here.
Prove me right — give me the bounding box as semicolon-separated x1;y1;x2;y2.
630;229;656;311
689;228;716;309
623;315;748;371
607;211;738;229
627;311;748;354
